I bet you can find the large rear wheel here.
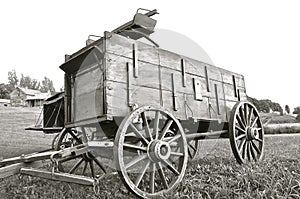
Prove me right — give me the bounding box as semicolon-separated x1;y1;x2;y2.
229;101;264;164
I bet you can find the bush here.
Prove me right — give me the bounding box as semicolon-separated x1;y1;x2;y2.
296;114;300;122
264;123;300;134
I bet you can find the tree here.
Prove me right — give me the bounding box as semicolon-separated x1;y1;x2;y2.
19;74;32;88
247;96;283;114
285;105;290;114
0;83;11;99
293;107;300;114
40;77;55;94
8;70;18;88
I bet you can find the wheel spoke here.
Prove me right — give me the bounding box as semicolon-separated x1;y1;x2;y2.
89;153;106;173
150;163;156;193
153;111;160;140
170;151;184;157
160;120;173;140
68;130;83;144
90;161;95;178
167;134;181;144
254;137;263;143
247;142;251;161
235;125;246;134
188;142;197;152
242;141;248;159
249;142;257;161
157;162;169;189
238;139;246;154
123;143;147;152
248;107;253;125
129;123;149;145
251;141;261;154
125;154;148;169
244;104;248;126
161;159;180;176
69;158;84;174
188;149;193;159
239;107;247;127
141;112;152;141
82;161;88;175
134;160;151;187
236;114;246;129
235;134;246;141
250;116;259;128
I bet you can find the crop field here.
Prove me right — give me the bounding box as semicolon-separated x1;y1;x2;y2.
0;107;300;198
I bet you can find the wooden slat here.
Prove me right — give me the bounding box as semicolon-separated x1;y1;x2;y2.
232;75;238;98
127;62;132;106
20;168;95;186
205;66;210;92
133;43;138;78
0;161;46;179
0;151;56;166
171;73;178;111
181;59;186;87
214;84;220;115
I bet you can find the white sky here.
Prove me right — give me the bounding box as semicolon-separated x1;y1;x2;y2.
0;0;299;110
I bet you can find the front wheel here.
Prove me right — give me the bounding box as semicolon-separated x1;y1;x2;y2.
114;106;188;198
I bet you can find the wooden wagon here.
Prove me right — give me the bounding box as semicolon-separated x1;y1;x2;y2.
0;9;264;198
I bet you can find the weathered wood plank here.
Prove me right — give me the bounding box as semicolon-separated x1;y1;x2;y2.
0;161;47;179
20;168;95;186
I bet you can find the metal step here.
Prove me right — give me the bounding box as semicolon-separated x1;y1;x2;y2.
20;168;95;186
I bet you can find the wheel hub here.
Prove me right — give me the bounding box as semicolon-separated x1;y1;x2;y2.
246;127;259;140
147;140;171;162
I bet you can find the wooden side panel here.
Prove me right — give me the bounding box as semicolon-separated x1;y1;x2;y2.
162;91;210;120
105;32;159;65
73;66;103;122
103;32;248;122
105;81;161;117
106;53;160;89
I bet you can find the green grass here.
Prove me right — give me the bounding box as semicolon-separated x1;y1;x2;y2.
0;106;56;159
0;107;300;198
1;136;300;198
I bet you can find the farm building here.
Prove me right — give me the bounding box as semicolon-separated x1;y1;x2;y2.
10;87;51;107
0;99;10;107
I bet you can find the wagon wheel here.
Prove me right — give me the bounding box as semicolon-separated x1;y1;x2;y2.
187;139;200;160
229;101;264;164
114;106;188;198
54;128;106;177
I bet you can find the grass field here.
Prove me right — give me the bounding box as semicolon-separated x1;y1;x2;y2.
0;107;299;198
0;106;56;159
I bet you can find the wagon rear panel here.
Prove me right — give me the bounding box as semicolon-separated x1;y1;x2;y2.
61;42;105;126
104;32;247;122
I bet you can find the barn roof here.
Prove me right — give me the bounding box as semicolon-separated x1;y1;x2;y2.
17;87;42;96
26;92;52;100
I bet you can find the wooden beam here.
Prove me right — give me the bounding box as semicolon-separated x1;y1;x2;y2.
133;43;138;78
20;168;95;186
0;161;46;179
181;59;186;87
186;130;228;140
0;151;57;166
171;73;178;111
